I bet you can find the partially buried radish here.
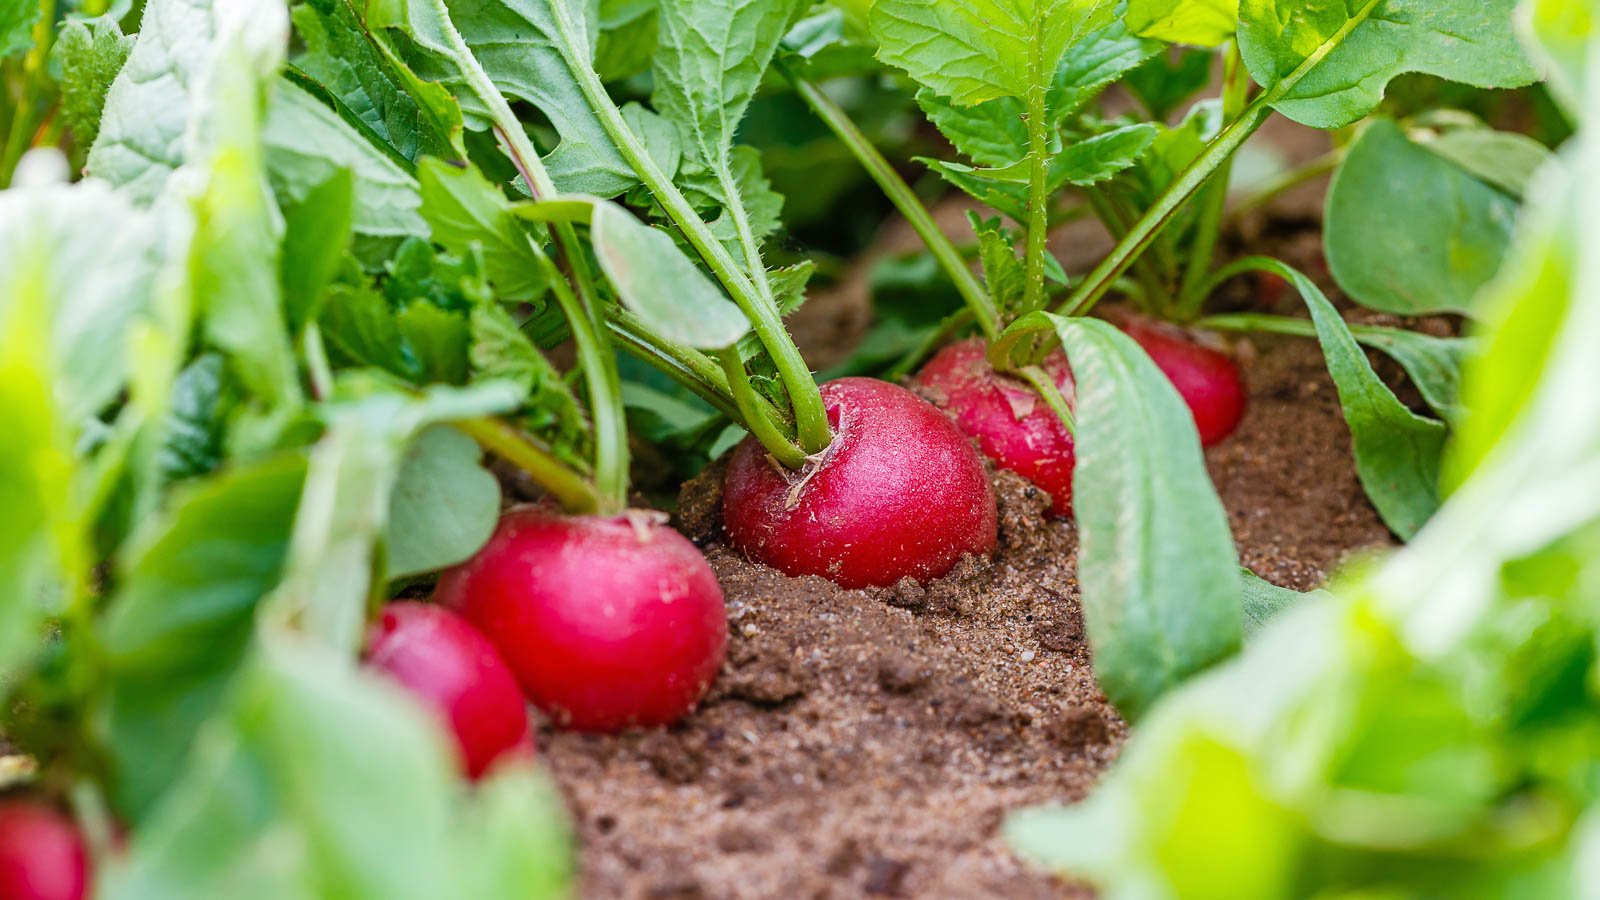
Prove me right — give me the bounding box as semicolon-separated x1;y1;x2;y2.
914;338;1076;517
0;800;89;900
365;601;533;778
1113;313;1247;447
721;377;997;588
437;508;727;733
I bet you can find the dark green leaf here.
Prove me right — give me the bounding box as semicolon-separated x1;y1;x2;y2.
291;0;463;163
1326;118;1517;316
281;169;356;332
157;355;239;484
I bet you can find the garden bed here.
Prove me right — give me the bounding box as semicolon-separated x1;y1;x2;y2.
540;222;1396;898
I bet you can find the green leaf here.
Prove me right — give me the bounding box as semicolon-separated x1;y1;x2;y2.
264;80;430;264
1521;0;1592;117
88;0;289;203
1122;45;1214;121
595;0;659;81
1238;0;1539;130
651;0;803;174
682;144;786;265
0;0;38;60
590;202;752;349
52;16;133;149
261;377;520;650
972;213;1027;314
1326;118;1518;317
1422;127;1552;199
418;156;550;301
367;0;634;195
1050;122;1159;186
1239;569;1323;638
102;635;570;899
1262;260;1447;539
157;354;239;484
97;453;309;822
869;0;1118;106
395;300;472;384
916;89;1031;169
0;169;157;422
1350;327;1470;422
1126;0;1237;47
383;425;500;579
1000;313;1241;719
0;220;84;687
468;302;590;464
280;169;356;332
290;0;463;164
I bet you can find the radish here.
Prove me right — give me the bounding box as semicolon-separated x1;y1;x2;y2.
436;508;727;732
913;338;1077;517
365;602;533;778
721;377;998;588
1114;313;1247;447
0;801;88;900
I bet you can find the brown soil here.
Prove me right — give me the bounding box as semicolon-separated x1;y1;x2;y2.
539;212;1401;897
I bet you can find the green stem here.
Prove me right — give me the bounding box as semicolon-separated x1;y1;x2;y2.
494;124;629;512
783;65;999;340
1224;147;1343;225
716;162;773;301
1018;364;1075;436
546;1;830;457
1021;55;1052;315
1176;41;1251;320
457;417;602;515
719;350;808;469
607;309;744;420
1084;187;1170;316
302;322;333;401
1057;0;1381;319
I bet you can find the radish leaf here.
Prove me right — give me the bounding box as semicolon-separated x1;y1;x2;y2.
1126;0;1237;47
998;313;1242;719
418;157;551;301
1239;0;1538;130
383;425;501;579
1326;118;1519;317
591;202;751;350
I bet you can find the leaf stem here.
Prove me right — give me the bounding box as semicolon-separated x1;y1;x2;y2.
546;1;831;457
606;308;744;420
1175;41;1250;320
782;64;999;339
1057;0;1382;319
1224;147;1343;225
457;417;602;514
494;124;630;513
719;350;808;469
1084;187;1170;316
1021;51;1052;315
1018;364;1074;436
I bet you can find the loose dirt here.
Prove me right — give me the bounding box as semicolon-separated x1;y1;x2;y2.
537;215;1407;898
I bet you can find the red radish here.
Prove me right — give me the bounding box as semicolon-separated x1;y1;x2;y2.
914;338;1077;517
0;801;88;900
1114;314;1247;447
365;602;533;778
437;509;727;733
721;377;997;588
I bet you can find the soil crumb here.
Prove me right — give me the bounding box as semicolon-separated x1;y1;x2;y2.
540;219;1397;898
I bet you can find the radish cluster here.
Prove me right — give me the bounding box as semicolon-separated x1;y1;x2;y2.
0;800;89;900
914;316;1247;517
365;506;728;759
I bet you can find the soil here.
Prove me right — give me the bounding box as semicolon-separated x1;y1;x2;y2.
538;203;1408;897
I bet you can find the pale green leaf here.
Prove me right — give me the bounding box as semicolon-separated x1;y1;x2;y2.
53;16;133;149
591;202;751;349
1422;127;1551;199
1127;0;1237;47
264;80;430;260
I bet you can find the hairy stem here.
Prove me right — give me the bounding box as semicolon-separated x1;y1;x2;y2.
1021;51;1052;315
547;1;831;457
